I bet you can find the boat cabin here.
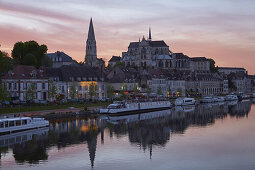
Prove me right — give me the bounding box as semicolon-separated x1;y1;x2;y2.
0;117;32;129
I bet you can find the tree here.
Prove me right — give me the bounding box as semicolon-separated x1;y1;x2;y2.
133;83;140;94
113;61;125;68
48;80;57;101
69;82;78;99
177;88;182;97
120;83;127;98
106;85;115;99
12;40;48;68
0;82;10;101
23;53;38;66
42;55;53;67
146;86;151;97
25;83;36;101
0;51;13;76
167;86;172;97
157;86;162;96
228;78;237;92
89;83;96;100
208;58;218;73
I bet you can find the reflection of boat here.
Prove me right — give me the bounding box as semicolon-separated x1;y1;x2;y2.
0;127;49;147
226;100;238;106
175;105;195;113
105;109;172;124
100;101;171;116
200;96;213;103
175;98;195;106
0;117;49;135
214;97;225;102
225;94;238;101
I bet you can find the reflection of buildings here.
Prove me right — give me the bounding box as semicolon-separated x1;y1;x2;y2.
1;101;252;167
228;100;251;117
49;118;105;168
0;127;49;161
106;101;252;159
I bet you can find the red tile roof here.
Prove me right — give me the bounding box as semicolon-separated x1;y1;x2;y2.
1;65;48;79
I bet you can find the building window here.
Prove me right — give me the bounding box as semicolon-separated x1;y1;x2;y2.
42;83;45;90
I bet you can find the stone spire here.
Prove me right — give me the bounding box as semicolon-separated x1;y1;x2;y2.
85;18;97;67
148;27;152;41
88;18;95;40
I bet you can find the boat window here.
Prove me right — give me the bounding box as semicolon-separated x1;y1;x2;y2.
16;136;21;142
22;120;27;125
22;135;27;141
0;140;4;146
16;120;21;126
9;138;15;144
0;122;4;128
9;121;15;127
5;121;9;127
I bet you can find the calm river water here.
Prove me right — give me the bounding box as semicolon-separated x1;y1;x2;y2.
1;100;255;170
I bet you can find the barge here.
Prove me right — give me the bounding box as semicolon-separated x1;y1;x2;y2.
0;117;49;135
100;101;171;116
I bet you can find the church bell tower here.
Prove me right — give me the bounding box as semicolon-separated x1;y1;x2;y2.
85;18;97;67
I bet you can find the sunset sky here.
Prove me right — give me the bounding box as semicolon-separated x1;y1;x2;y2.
0;0;255;73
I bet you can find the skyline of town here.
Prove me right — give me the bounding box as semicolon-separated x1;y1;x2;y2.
1;0;255;73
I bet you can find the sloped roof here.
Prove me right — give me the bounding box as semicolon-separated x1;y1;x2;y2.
46;51;73;62
46;65;102;81
174;53;190;59
109;56;121;62
190;57;208;61
1;65;47;79
128;40;168;48
148;41;168;47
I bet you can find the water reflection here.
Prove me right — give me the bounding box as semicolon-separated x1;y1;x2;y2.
0;100;253;168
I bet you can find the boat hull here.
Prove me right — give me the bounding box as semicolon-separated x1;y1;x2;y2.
0;123;49;135
100;106;171;116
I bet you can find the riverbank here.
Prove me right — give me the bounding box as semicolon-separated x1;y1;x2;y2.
0;102;110;116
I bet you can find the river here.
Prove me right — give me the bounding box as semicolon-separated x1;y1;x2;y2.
1;100;255;170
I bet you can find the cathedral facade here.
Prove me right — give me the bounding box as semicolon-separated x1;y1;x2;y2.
122;28;174;70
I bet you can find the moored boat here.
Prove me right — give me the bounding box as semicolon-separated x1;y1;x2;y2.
175;97;195;106
215;96;225;102
100;101;171;116
200;96;213;103
0;117;49;135
225;94;238;101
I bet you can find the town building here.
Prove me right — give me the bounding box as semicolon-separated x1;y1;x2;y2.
108;56;121;67
105;66;139;97
228;72;247;93
46;51;75;68
1;65;48;101
189;57;210;73
46;65;106;100
186;73;226;96
218;67;247;75
147;70;186;97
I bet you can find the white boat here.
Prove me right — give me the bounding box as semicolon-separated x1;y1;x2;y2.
100;101;171;116
175;105;195;113
175;98;195;106
200;96;213;103
225;94;238;101
0;117;49;135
